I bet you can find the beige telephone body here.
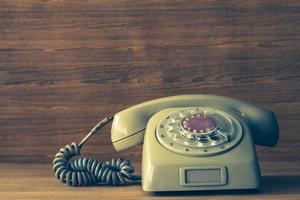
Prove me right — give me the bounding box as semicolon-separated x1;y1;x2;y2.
111;95;279;191
53;94;279;192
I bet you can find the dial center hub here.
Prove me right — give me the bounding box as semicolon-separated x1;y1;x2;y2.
181;114;217;134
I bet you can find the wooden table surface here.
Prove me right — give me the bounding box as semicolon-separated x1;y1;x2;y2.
0;162;300;200
0;0;300;199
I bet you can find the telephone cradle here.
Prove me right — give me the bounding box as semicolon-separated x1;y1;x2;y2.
53;95;279;192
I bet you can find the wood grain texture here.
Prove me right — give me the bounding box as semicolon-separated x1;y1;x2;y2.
0;163;300;200
0;1;300;197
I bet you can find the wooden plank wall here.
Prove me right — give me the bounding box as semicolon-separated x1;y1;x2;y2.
0;1;299;173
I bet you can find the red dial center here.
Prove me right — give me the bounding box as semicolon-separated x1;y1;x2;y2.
181;114;217;134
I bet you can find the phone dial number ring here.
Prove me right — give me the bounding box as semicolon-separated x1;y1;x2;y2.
156;107;243;156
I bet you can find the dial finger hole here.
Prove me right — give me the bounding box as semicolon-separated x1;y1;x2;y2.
197;136;209;143
210;134;221;141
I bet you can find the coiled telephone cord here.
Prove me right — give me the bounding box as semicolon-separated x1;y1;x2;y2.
53;116;141;186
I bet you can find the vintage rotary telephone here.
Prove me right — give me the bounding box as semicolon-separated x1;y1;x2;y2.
53;95;279;191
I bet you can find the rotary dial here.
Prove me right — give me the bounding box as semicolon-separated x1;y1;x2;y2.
156;107;243;156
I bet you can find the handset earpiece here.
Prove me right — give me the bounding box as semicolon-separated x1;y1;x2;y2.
236;105;279;147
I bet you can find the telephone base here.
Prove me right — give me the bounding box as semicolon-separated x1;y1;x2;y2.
142;108;261;192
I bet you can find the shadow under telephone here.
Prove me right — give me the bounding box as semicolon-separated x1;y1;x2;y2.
53;95;279;192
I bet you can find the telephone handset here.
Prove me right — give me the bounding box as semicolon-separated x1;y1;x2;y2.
53;95;279;191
